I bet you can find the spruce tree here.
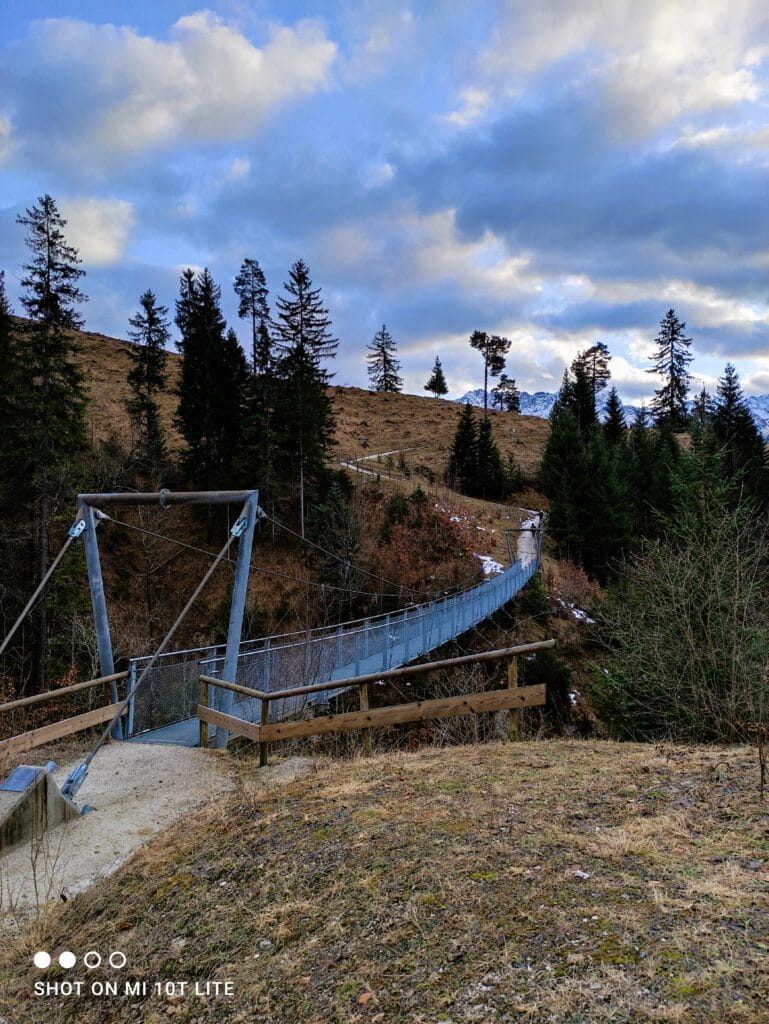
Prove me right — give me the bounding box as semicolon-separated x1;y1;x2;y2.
366;324;402;393
541;403;630;579
445;403;478;494
15;195;89;689
539;408;585;563
175;268;246;489
552;362;596;433
476;417;507;499
272;260;337;536
573;342;611;405
602;387;627;446
469;330;511;418
126;289;170;477
491;373;520;412
0;272;18;477
233;258;271;374
712;363;767;503
306;480;365;622
648;309;693;430
692;385;716;431
424;355;448;398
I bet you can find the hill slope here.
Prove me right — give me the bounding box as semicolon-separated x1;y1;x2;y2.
0;741;765;1023
67;324;549;482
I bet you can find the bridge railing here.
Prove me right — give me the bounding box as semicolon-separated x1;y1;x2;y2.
126;555;539;738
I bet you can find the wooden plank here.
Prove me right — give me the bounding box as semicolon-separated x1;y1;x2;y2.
508;656;520;742
259;700;269;767
0;702;128;758
260;685;546;742
0;672;128;714
198;676;266;701
359;682;372;756
201;638;556;704
197;706;262;744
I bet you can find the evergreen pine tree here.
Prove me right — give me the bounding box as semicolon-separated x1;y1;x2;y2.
573;342;611;405
469;330;511;418
491;373;520;412
366;324;403;393
692;385;716;431
15;195;89;689
476;417;507;499
126;289;170;477
541;406;629;579
539;408;585;563
233;258;271;374
580;424;631;580
306;481;365;622
602;386;627;446
0;272;18;478
552;362;596;433
445;403;478;494
175;268;246;489
712;363;767;503
424;355;448;397
648;309;693;430
272;260;337;536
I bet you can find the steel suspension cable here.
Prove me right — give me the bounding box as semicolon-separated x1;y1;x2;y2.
0;530;79;658
100;512;408;600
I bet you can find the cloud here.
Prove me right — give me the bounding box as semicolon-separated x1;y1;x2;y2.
478;0;768;135
3;13;336;167
59;198;135;266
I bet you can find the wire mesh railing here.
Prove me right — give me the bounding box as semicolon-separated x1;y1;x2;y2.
126;552;539;738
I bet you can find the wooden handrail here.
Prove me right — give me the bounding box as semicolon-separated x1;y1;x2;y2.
0;671;128;714
200;639;555;703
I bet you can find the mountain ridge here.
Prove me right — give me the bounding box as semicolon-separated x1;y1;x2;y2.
457;387;769;439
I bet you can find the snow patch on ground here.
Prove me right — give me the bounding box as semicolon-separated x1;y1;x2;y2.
557;598;596;624
475;553;504;575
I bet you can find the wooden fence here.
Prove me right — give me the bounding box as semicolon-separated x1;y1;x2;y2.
0;672;128;759
197;639;554;764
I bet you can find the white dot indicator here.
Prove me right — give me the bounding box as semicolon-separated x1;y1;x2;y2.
83;951;101;969
33;951;51;969
109;951;127;969
59;951;76;969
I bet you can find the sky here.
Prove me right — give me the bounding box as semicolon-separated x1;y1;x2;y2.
0;0;767;402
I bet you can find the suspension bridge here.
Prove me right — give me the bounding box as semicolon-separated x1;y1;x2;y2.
125;514;543;746
0;488;544;847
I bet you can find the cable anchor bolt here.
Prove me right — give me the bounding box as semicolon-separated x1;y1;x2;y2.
68;519;86;539
230;516;248;538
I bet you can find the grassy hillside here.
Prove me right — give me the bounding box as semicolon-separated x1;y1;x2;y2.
70;323;549;489
67;324;550;582
1;741;766;1023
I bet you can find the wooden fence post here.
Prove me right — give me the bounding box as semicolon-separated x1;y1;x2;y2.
359;683;372;756
507;656;520;741
199;677;209;748
259;698;270;767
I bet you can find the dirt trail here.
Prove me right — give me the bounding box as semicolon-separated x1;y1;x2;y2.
0;742;235;919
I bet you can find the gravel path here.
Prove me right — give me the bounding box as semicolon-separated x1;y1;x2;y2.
0;742;235;918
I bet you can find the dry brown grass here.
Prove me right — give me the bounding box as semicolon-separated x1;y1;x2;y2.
0;740;766;1023
70;327;550;489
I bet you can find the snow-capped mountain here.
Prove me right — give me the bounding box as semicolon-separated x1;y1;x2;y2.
745;396;769;439
457;388;633;422
457;388;769;439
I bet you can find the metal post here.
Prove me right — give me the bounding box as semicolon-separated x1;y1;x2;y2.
82;505;122;739
213;493;258;750
199;676;210;748
126;659;137;737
